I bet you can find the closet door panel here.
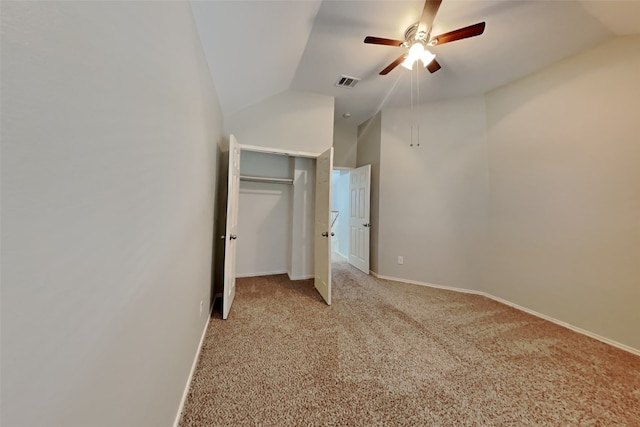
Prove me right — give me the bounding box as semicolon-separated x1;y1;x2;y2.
223;135;240;319
314;147;333;305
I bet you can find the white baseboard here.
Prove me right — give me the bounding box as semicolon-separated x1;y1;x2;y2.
372;273;640;357
235;270;287;278
172;312;212;427
288;273;314;281
486;294;640;357
374;272;479;295
333;251;348;261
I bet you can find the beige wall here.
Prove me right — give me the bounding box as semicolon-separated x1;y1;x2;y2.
484;35;640;350
356;113;382;273
378;98;489;290
225;89;334;154
333;120;358;168
1;2;223;426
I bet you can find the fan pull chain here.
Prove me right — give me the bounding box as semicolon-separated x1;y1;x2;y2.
416;64;420;147
410;62;414;147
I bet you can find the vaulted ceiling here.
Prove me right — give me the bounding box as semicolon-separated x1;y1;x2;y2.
191;0;640;126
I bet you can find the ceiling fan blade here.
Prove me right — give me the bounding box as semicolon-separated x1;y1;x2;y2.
417;0;443;36
380;54;408;75
364;36;404;47
430;22;486;46
426;58;441;73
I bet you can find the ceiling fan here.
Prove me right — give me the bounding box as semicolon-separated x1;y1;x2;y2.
364;0;486;75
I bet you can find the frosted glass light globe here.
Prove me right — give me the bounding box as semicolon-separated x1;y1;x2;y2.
408;43;425;60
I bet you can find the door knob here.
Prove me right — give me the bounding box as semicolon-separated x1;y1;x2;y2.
363;223;371;227
331;232;335;236
229;234;237;240
322;232;329;237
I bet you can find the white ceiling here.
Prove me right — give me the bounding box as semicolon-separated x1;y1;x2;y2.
191;0;640;126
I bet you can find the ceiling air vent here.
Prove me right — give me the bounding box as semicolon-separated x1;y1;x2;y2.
335;75;360;89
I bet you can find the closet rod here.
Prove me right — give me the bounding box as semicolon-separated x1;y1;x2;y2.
240;175;294;185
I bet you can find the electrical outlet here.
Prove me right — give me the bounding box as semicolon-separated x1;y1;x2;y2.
199;300;203;316
398;256;404;265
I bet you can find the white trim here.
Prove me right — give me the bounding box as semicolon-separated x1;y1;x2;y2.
332;251;348;261
486;294;640;357
235;270;288;278
288;273;314;281
239;143;319;159
375;273;480;295
372;273;640;357
173;313;211;427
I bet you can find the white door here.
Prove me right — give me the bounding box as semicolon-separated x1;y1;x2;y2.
222;135;241;319
314;147;333;305
348;164;371;274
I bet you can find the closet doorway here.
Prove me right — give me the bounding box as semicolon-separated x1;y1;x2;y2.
222;136;333;319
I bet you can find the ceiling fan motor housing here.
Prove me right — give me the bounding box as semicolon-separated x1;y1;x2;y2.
404;22;430;46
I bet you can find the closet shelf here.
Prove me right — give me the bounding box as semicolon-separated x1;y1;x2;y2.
240;175;294;185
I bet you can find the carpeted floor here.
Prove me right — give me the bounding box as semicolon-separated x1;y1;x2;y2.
179;259;640;426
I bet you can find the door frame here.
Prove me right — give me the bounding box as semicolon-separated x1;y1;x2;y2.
238;143;319;159
330;166;372;274
221;141;334;318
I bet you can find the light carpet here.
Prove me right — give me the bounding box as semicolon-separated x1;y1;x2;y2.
179;260;640;426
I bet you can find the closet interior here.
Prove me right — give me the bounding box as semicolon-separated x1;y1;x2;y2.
236;150;316;281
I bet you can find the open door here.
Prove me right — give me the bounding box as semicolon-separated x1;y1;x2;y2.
348;164;371;274
222;135;241;319
314;147;333;305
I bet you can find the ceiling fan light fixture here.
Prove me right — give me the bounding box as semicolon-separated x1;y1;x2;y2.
420;50;436;67
401;43;434;70
408;42;425;60
401;56;414;70
401;42;425;70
